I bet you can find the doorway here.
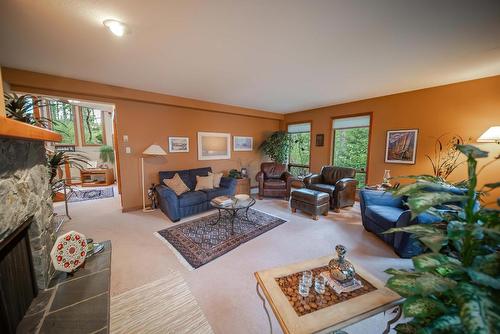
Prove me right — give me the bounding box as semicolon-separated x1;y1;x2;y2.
331;114;371;188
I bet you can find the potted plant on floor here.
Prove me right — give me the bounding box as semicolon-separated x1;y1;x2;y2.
99;144;115;168
259;131;291;163
47;150;90;201
384;144;499;333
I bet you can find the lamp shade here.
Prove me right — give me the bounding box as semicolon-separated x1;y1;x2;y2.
142;144;167;156
477;126;500;143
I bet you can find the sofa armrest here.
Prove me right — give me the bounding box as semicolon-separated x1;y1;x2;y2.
359;189;404;208
335;177;358;191
303;173;322;186
155;185;181;222
220;176;237;194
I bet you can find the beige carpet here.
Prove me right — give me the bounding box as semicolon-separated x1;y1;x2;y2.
55;189;410;333
110;270;214;334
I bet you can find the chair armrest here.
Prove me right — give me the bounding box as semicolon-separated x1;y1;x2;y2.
303;173;322;186
155;185;180;221
220;176;237;193
255;171;264;182
281;171;293;181
359;189;404;208
335;177;358;191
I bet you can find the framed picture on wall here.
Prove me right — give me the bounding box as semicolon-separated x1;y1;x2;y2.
168;137;189;153
233;136;253;151
315;134;324;147
385;129;418;164
198;132;231;160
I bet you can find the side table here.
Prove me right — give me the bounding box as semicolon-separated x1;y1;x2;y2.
234;177;251;195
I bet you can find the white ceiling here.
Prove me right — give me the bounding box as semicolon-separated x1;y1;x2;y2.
1;0;500;114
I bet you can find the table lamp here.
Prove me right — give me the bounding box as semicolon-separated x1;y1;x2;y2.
142;144;167;212
477;126;500;144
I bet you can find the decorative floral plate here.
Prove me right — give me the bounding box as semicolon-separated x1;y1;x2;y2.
50;230;87;272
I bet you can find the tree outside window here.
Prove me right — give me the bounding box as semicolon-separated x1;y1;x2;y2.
80;107;105;145
288;123;311;177
332;127;369;187
48;101;77;144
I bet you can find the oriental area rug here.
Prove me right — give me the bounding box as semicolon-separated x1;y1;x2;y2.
155;208;287;269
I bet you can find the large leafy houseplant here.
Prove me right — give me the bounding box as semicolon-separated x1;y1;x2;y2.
47;150;90;195
384;145;499;334
259;131;291;164
4;92;52;127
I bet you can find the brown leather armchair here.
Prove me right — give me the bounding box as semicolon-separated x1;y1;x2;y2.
256;162;294;200
303;166;358;212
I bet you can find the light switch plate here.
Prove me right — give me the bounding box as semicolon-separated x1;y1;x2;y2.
125;147;131;154
123;135;129;143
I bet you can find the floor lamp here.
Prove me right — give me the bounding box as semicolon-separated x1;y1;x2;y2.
142;144;167;212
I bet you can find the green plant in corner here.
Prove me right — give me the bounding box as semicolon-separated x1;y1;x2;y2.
99;145;115;163
384;144;499;334
4;92;51;127
259;131;291;164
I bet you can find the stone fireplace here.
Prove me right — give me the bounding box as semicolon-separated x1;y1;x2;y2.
0;137;56;289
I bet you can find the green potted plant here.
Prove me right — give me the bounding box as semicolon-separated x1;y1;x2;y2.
4;92;52;127
259;131;291;164
47;150;90;200
99;145;115;167
384;144;499;333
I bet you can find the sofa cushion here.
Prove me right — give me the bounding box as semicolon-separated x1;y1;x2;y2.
178;191;207;207
209;172;223;188
163;173;190;196
195;174;214;191
365;205;405;231
308;183;335;196
202;187;230;201
264;179;286;189
159;167;212;191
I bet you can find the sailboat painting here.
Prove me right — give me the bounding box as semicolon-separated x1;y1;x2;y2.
385;129;418;164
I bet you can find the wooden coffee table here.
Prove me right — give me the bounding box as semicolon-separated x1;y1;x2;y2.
254;256;402;334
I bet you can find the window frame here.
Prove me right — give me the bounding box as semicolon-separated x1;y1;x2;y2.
286;120;312;177
79;106;107;146
330;112;373;188
44;99;79;146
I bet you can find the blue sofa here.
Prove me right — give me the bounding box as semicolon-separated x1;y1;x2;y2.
155;167;237;222
359;189;444;258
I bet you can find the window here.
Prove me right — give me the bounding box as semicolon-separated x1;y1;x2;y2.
332;115;371;188
46;101;77;144
80;107;105;145
288;122;311;177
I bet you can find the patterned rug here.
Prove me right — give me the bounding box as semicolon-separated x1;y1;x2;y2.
155;208;287;269
110;270;214;334
67;187;114;202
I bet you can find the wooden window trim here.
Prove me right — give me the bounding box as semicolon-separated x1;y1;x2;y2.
330;112;373;187
286;120;312;169
79;106;106;146
44;100;79;146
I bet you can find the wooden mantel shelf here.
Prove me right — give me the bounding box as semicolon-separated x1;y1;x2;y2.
0;117;62;142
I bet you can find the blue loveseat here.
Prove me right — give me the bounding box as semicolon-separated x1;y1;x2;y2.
359;188;464;258
155;167;237;222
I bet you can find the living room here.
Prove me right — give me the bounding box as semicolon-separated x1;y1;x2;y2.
1;1;499;334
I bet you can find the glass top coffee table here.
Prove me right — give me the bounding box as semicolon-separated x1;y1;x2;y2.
210;196;256;235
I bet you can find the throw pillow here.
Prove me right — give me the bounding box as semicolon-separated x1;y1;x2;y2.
195;174;214;191
209;172;223;188
163;173;190;196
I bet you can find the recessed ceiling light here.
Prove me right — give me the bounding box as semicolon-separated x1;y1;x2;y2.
103;19;128;37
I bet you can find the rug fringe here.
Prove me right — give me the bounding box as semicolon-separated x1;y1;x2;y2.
153;232;195;271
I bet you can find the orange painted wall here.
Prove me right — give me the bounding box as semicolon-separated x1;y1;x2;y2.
2;68;281;211
284;75;500;205
115;100;279;210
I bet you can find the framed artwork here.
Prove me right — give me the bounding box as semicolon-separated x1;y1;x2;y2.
169;137;189;153
198;132;231;160
233;136;253;151
315;134;324;147
385;129;418;164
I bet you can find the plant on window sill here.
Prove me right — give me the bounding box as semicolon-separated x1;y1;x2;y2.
384;144;499;334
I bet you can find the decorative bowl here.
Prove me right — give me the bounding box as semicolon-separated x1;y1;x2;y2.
234;194;250;201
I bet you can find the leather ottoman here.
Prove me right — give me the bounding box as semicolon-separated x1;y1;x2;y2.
290;188;330;220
